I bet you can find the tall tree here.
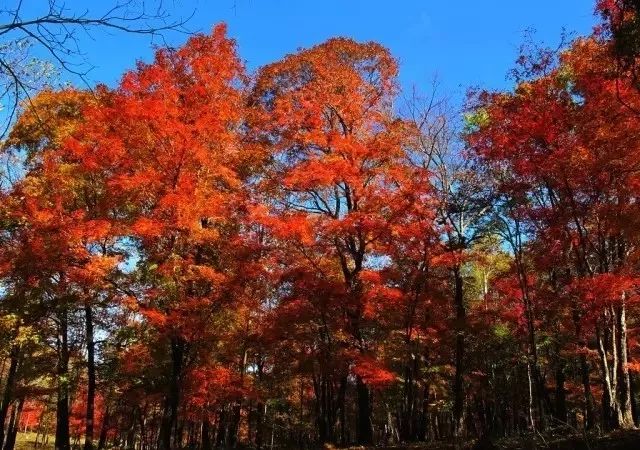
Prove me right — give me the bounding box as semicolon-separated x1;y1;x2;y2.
62;24;251;450
251;38;425;445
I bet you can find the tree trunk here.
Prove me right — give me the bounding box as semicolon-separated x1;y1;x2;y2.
125;408;137;450
573;308;595;430
314;373;329;444
159;337;184;450
515;257;547;431
0;345;19;448
56;307;71;450
84;304;96;450
401;359;415;441
96;407;109;450
255;360;266;450
616;300;635;429
201;419;212;450
630;374;639;426
356;375;373;445
596;321;618;431
554;361;567;425
579;353;595;429
3;397;23;450
338;375;347;446
452;266;466;437
255;403;266;450
527;361;535;431
228;402;241;448
227;349;247;447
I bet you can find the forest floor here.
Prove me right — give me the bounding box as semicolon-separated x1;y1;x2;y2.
348;430;640;450
11;430;640;449
489;429;640;450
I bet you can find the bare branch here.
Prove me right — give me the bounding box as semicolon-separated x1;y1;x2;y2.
0;0;194;140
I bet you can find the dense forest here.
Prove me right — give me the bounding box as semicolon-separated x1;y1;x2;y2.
2;1;640;449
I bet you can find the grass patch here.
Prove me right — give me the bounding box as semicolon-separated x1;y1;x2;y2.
15;432;53;450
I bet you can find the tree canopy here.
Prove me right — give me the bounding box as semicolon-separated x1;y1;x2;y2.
2;2;640;450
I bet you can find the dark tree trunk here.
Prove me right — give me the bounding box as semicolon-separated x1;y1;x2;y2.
574;310;595;430
356;376;373;445
84;304;96;450
401;361;415;441
125;408;137;450
554;362;567;424
56;307;71;450
255;360;266;450
3;397;23;450
630;374;638;425
218;408;232;447
159;337;184;450
96;407;109;450
338;375;347;446
227;350;247;448
201;419;212;450
255;402;264;450
0;345;19;448
315;375;328;445
579;353;595;429
229;403;241;447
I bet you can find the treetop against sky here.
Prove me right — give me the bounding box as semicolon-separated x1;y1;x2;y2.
14;0;595;98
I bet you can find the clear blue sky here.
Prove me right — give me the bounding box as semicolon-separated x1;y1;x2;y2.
20;0;597;103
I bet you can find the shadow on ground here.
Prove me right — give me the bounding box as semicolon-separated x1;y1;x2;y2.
339;430;640;450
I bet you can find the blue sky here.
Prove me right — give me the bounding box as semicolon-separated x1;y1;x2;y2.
18;0;597;103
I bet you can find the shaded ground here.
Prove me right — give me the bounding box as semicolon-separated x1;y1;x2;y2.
13;430;640;449
490;430;640;450
343;430;640;450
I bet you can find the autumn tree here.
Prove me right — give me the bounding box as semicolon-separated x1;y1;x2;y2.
598;0;640;85
250;38;429;445
60;24;257;450
0;88;121;450
468;32;640;431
